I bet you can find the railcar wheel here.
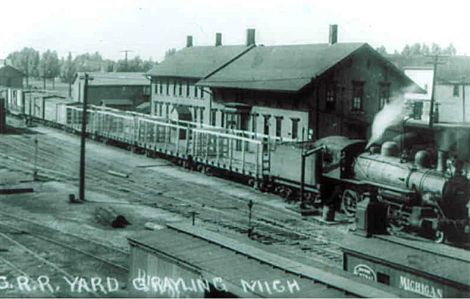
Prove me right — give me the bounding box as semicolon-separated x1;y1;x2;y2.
204;166;213;176
340;189;360;217
433;230;445;243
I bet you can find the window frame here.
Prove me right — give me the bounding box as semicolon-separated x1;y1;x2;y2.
379;82;391;110
351;81;365;112
325;81;337;111
453;84;460;97
275;116;283;137
291;118;299;139
263;115;270;135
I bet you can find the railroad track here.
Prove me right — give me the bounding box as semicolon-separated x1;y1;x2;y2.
0;212;129;297
0;121;345;266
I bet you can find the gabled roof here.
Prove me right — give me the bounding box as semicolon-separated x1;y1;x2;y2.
387;55;470;84
74;72;149;86
0;65;25;77
197;43;371;92
147;45;250;79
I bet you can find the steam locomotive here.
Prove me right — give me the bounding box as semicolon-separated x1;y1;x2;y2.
317;136;470;244
2;88;469;244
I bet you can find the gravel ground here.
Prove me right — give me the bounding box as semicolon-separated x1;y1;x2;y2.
0;118;352;297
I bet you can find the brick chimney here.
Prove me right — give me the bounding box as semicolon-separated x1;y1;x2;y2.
215;33;222;46
186;35;193;48
329;24;338;45
246;29;256;46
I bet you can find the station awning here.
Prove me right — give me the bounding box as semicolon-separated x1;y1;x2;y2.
100;99;133;106
221;102;252;113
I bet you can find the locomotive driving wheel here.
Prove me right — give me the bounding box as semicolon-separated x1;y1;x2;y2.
340;189;360;217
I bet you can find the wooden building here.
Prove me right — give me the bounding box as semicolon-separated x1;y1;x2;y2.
72;72;150;111
388;55;470;124
0;62;25;88
199;26;421;140
147;31;253;124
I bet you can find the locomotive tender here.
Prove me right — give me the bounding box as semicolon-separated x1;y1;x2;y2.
2;88;469;244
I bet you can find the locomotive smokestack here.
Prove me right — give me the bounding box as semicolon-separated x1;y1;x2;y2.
436;150;448;173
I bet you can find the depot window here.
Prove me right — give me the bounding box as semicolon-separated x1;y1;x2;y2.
199;108;204;124
453;84;460;97
263;115;270;135
210;109;217;126
166;78;169;95
291;118;299;139
251;114;258;133
352;81;365;111
275;116;283;137
326;82;336;111
379;82;390;109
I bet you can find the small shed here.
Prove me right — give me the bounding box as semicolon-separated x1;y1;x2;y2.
0;64;25;88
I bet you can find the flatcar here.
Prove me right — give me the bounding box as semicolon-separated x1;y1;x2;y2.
3;87;469;244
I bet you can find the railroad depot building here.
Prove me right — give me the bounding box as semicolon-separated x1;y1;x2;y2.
72;72;151;111
0;60;25;88
149;26;420;140
199;28;421;140
388;55;470;124
147;33;252;124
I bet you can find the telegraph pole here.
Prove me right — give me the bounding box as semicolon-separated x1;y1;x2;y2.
426;55;447;127
67;51;73;98
78;73;90;201
461;76;467;122
120;50;133;71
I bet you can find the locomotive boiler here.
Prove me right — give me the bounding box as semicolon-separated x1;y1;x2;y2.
346;141;469;243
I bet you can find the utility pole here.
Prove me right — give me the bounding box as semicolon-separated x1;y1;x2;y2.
462;76;467;123
78;73;91;201
120;50;133;71
68;51;73;98
247;200;253;238
33;138;38;181
426;55;447;128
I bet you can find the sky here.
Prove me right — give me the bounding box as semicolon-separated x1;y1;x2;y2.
1;0;469;62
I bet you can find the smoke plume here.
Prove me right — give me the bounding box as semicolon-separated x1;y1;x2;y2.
367;97;406;148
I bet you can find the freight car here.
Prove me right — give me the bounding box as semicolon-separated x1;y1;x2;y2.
4;88;469;244
3;89;76;126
